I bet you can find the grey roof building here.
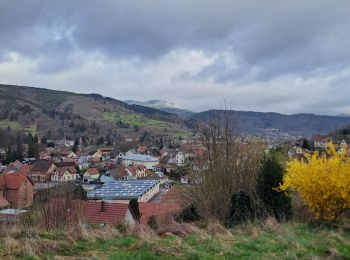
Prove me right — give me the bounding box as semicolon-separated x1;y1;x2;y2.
87;180;160;202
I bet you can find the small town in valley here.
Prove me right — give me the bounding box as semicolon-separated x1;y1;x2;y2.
1;1;350;259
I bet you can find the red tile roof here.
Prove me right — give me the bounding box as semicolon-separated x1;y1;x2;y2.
137;146;147;153
86;167;100;176
78;200;131;225
0;165;33;190
139;202;181;224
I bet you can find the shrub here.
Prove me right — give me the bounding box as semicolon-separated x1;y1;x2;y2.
115;222;127;233
257;157;292;221
176;204;201;223
147;215;158;230
278;143;350;222
226;190;253;227
73;185;87;200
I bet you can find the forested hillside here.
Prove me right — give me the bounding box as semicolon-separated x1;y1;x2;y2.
0;84;190;143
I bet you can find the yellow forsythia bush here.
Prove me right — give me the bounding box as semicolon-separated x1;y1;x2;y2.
278;143;350;222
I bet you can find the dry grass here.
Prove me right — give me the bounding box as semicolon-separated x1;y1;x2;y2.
1;220;350;259
262;217;280;231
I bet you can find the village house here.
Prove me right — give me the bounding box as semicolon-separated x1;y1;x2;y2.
87;180;160;202
287;146;306;158
29;160;56;182
111;167;130;180
163;149;185;166
78;155;90;169
89;150;103;162
337;140;349;154
113;165;146;180
73;200;136;226
126;164;147;179
97;147;114;161
119;153;159;169
55;161;78;176
312;135;331;149
83;167;100;182
59;151;77;159
51;167;77;182
0;165;34;209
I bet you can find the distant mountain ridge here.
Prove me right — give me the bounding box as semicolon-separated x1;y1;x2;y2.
124;100;194;118
0;84;186;141
1;84;349;140
189;110;350;138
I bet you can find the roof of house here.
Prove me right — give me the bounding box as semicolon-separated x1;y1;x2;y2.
78;200;131;225
136;146;148;153
55;167;76;176
86;167;100;175
126;164;146;176
139;202;181;224
0;165;34;190
120;153;158;163
106;161;117;170
63;157;78;163
99;147;115;152
115;167;129;178
31;160;55;172
87;180;160;200
56;161;76;167
0;196;10;209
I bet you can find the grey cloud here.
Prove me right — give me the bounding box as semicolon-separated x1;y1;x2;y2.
0;1;350;114
1;0;350;76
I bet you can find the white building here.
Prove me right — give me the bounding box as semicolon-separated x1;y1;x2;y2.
119;153;159;170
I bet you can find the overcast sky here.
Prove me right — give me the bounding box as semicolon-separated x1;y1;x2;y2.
0;0;350;115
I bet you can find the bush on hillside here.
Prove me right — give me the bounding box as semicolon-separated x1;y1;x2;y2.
278;143;350;222
226;190;253;227
257;157;292;221
176;204;201;223
147;215;158;230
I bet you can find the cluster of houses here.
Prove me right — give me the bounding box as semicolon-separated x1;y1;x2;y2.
288;135;350;158
0;140;201;225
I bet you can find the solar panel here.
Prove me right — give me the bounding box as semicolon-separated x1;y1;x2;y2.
87;180;160;200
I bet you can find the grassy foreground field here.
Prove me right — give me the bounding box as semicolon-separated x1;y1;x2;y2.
0;221;349;259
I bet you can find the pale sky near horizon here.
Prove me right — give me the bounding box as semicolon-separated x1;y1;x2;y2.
0;1;350;115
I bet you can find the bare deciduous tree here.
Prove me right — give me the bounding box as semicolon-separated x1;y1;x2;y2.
185;109;264;221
